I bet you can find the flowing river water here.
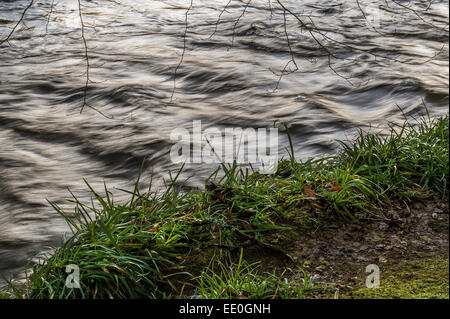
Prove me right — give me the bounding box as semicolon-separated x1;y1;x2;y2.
0;0;448;284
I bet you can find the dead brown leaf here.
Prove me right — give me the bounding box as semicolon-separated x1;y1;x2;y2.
303;185;316;197
328;185;343;192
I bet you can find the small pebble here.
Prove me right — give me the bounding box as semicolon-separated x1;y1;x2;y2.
378;256;388;263
315;265;326;272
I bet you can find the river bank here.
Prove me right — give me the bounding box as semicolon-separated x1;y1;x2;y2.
1;114;448;299
1;0;449;285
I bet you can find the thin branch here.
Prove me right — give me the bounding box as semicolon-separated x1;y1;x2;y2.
210;0;233;39
275;1;360;84
425;0;436;11
170;0;194;103
272;9;299;91
268;0;273;19
275;0;339;60
355;0;387;36
45;0;55;35
390;0;448;32
0;0;35;46
327;54;354;86
280;0;419;66
78;0;90;114
230;0;252;48
76;0;111;119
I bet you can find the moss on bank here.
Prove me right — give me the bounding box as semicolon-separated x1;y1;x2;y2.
343;255;449;299
1;114;448;299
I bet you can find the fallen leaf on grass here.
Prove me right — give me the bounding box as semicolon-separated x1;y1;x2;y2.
327;185;343;192
303;185;316;197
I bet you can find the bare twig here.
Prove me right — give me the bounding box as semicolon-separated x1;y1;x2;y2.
355;0;387;36
327;54;354;86
273;9;299;91
1;0;447;113
230;0;252;48
210;0;233;39
274;0;424;85
170;0;194;103
77;0;112;119
45;0;55;35
275;1;360;85
78;0;90;114
0;0;35;46
268;0;273;19
390;0;448;32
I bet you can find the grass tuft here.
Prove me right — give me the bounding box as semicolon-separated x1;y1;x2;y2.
192;249;317;299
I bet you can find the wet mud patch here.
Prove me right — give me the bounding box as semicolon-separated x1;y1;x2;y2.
279;196;449;298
